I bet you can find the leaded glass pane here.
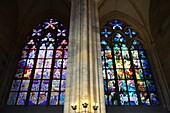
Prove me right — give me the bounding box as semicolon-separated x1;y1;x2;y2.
101;19;159;106
8;18;68;106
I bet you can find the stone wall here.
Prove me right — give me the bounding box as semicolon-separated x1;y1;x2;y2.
149;0;170;90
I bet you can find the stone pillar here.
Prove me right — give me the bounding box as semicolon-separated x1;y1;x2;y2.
0;43;20;108
64;0;106;113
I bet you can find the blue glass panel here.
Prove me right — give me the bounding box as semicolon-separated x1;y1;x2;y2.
129;92;138;105
138;50;146;59
146;80;156;91
120;92;129;105
29;92;38;105
43;69;51;79
100;40;108;45
140;92;150;105
61;80;66;91
141;60;150;69
53;69;61;79
44;59;52;68
63;59;67;68
15;68;24;79
36;59;44;68
104;80;107;91
38;50;46;58
7;92;18;105
106;59;113;68
38;92;48;105
110;20;123;30
46;50;53;58
31;80;40;91
59;92;65;105
124;28;136;38
127;80;136;91
47;44;54;49
26;59;34;68
64;50;68;58
150;93;160;105
52;80;60;91
118;80;127;91
18;59;26;68
143;70;152;79
104;95;109;105
39;44;46;49
57;29;67;36
50;92;59;105
54;59;62;68
133;60;141;68
101;28;112;38
17;92;27;105
32;29;42;36
20;80;30;91
34;69;42;79
11;80;21;91
28;50;36;58
62;69;67;79
40;80;49;91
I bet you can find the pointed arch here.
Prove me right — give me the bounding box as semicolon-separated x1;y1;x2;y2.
7;18;69;106
100;19;159;106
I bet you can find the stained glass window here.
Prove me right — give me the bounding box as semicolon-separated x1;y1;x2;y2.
101;19;159;106
7;18;68;106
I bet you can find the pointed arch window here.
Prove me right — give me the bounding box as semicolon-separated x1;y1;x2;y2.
7;18;68;106
101;19;160;106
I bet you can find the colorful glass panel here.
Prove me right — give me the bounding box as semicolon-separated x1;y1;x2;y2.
101;19;159;106
50;92;59;105
8;18;68;106
17;92;27;105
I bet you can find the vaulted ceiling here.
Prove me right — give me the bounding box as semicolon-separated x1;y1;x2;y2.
98;0;150;25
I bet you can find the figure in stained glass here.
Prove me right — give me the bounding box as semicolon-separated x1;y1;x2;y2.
8;18;68;106
101;19;159;106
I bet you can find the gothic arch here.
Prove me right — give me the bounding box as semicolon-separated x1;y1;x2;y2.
16;10;70;49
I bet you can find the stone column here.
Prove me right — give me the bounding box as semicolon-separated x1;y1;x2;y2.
64;0;106;113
